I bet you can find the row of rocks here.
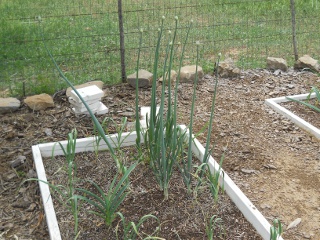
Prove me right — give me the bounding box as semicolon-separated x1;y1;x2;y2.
0;94;54;114
127;65;204;88
1;55;319;113
0;65;205;113
267;55;320;73
220;55;320;78
0;81;106;114
127;55;320;85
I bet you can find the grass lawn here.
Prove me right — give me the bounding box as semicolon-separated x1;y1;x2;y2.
0;0;319;96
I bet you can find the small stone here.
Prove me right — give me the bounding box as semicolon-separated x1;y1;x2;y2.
44;128;53;136
27;169;37;178
260;203;271;209
119;111;135;117
179;65;204;83
24;94;54;111
269;91;278;96
286;218;301;230
294;55;320;72
0;97;21;113
12;200;31;209
267;57;288;72
4;172;16;181
218;59;240;78
0;223;14;231
66;81;104;98
127;69;153;88
207;87;215;93
273;69;282;76
159;70;177;84
263;164;277;169
19;187;27;193
204;74;214;80
303;233;311;239
26;203;37;212
241;169;258;174
10;155;26;168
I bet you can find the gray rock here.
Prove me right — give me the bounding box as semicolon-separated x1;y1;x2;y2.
286;218;301;230
127;69;153;88
24;94;54;111
218;59;240;78
179;65;204;83
10;155;26;168
44;128;53;136
241;168;259;174
260;203;271;209
0;97;20;113
119;111;135;117
27;169;37;178
66;80;104;98
294;55;320;72
159;70;177;84
267;57;288;72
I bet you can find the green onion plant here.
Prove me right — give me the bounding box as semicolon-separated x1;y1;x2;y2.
136;15;223;200
181;40;200;193
73;163;137;227
270;218;283;240
57;128;79;231
105;117;129;150
197;54;221;182
206;215;225;240
116;212;160;240
27;129;80;235
141;16;194;200
92;117;109;159
195;155;225;204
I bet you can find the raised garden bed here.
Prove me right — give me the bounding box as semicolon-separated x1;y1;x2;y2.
32;124;282;239
265;92;319;140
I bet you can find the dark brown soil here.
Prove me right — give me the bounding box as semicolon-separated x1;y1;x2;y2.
0;68;319;239
46;150;261;239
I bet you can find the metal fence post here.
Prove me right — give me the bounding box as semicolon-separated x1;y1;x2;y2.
290;0;299;61
118;0;127;83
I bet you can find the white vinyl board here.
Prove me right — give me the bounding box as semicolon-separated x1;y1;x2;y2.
265;92;319;139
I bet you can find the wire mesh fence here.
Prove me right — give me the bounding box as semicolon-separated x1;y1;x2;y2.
0;0;319;97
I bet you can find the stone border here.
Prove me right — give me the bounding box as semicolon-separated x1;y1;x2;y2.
265;92;319;140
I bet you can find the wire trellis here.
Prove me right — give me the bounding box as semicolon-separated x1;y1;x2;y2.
0;0;319;97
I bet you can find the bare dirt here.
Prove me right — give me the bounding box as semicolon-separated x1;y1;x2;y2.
0;68;319;240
